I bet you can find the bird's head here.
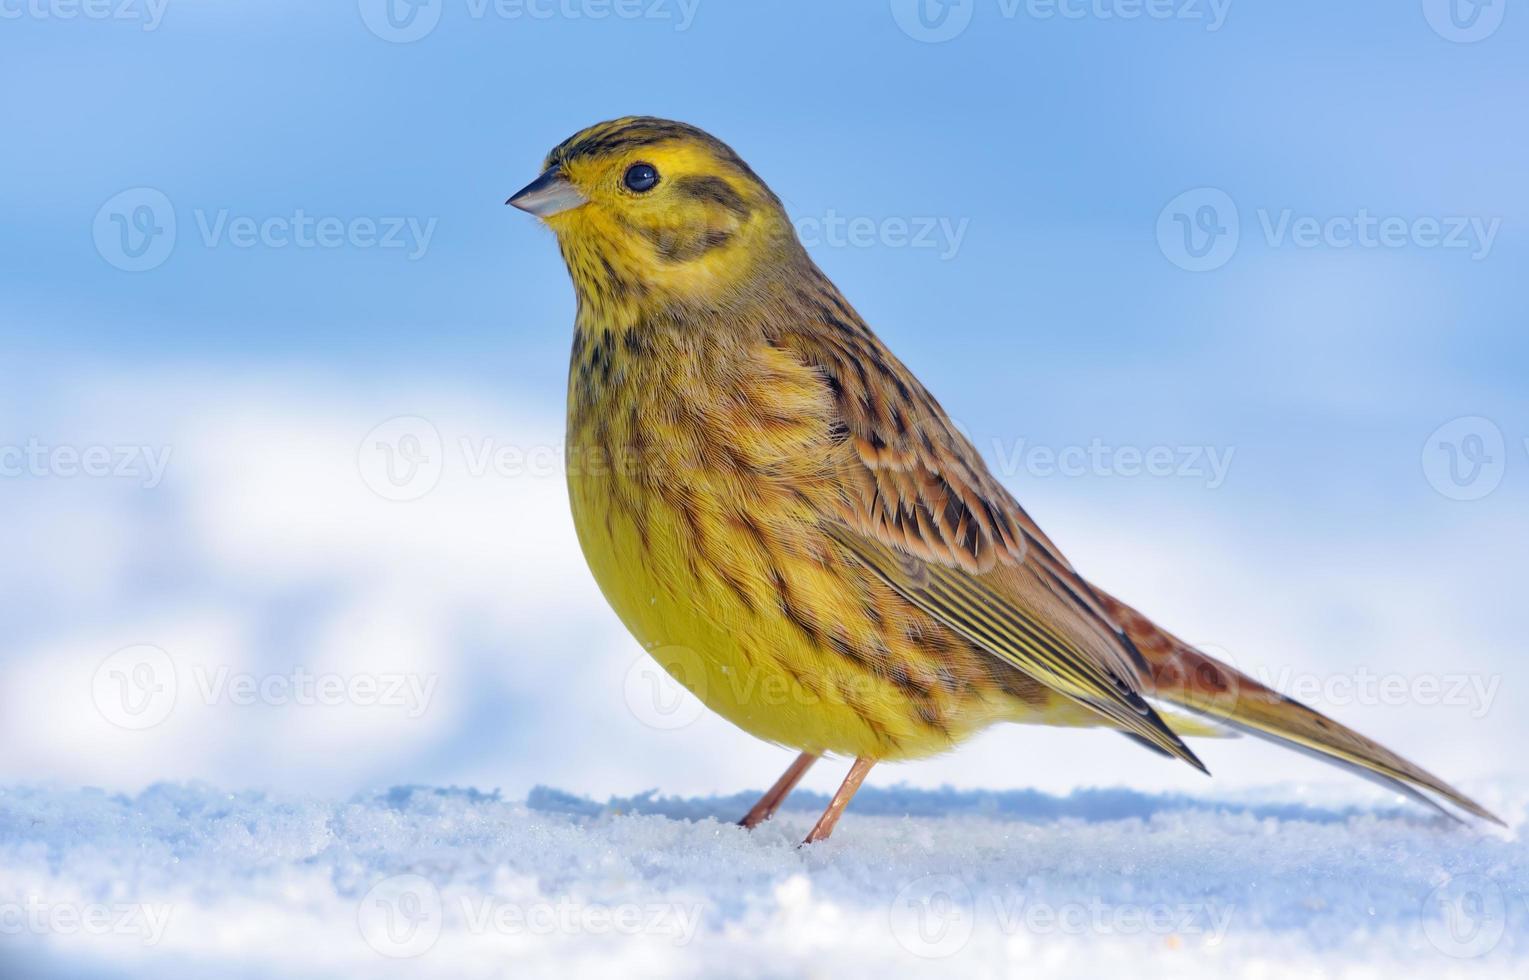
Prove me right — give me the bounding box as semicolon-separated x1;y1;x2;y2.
509;117;800;311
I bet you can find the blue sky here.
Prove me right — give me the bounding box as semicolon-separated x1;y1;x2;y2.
1;1;1525;809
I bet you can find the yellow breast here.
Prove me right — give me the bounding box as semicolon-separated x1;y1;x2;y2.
564;322;1036;760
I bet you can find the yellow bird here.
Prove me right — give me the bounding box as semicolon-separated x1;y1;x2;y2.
508;117;1500;843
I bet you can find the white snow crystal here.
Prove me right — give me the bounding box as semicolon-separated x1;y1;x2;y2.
0;781;1523;979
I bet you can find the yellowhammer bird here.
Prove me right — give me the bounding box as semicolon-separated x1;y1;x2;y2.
509;117;1500;843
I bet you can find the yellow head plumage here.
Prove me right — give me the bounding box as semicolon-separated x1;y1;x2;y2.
509;117;802;310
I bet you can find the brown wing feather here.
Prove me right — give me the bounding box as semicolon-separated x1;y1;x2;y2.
765;286;1203;771
1097;590;1503;823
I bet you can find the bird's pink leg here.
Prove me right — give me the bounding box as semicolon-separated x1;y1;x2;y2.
801;757;875;845
739;751;818;829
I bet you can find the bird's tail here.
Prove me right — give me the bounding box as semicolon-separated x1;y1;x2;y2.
1096;590;1504;826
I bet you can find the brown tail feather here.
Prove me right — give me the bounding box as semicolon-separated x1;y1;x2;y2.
1095;590;1503;826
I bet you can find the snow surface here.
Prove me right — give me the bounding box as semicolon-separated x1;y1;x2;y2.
1;781;1525;979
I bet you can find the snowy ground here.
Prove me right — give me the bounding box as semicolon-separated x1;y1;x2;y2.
1;781;1525;979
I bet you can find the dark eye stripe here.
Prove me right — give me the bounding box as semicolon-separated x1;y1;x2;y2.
671;175;751;219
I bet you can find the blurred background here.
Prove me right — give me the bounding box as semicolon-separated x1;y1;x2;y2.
1;0;1524;812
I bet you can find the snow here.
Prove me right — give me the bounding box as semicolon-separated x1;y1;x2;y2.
2;781;1525;978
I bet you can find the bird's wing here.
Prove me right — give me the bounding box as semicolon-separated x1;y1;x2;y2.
769;317;1205;770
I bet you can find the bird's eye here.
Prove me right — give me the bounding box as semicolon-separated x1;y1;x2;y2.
623;163;660;193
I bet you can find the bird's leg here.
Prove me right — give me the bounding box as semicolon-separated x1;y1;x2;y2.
801;757;875;845
738;751;818;829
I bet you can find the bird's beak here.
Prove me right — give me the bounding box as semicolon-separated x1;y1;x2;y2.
507;167;588;218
